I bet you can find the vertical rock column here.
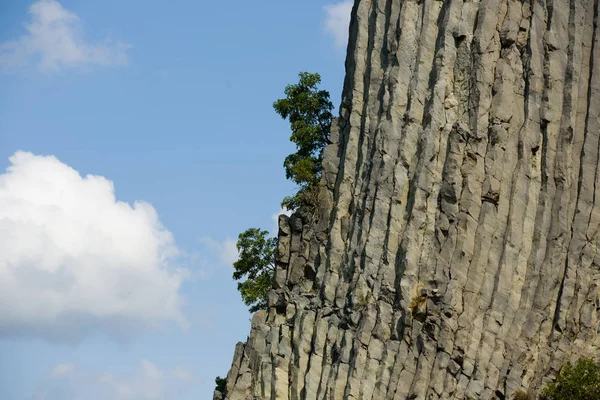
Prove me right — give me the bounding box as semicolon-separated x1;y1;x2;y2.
219;0;600;398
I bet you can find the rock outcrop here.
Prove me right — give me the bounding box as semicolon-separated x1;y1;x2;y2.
218;0;600;398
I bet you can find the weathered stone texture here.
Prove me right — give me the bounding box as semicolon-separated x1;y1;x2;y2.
219;0;600;398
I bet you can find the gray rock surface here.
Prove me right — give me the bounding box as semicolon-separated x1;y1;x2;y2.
218;0;600;398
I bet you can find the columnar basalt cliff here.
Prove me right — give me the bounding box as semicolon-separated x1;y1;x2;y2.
217;0;600;398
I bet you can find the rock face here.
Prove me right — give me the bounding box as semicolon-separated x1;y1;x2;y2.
219;0;600;398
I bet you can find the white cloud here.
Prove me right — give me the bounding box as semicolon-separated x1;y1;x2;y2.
0;0;130;72
171;366;193;382
38;361;195;400
141;360;162;380
50;363;74;378
324;1;353;49
101;360;164;399
200;236;239;266
0;151;186;342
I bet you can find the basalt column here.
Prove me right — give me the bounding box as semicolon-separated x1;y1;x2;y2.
217;0;600;398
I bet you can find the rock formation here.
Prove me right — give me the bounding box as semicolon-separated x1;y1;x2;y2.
217;0;600;398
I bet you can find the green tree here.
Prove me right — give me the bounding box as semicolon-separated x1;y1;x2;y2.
540;358;600;400
214;376;227;394
232;228;277;312
230;73;331;313
273;72;333;210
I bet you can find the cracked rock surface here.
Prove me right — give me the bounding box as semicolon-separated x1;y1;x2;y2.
217;0;600;398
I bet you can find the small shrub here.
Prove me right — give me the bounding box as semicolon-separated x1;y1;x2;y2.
358;295;368;307
513;390;531;400
215;376;227;394
540;358;600;400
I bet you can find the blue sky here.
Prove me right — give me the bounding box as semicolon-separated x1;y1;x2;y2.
0;1;351;399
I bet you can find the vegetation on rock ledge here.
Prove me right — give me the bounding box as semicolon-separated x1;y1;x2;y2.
214;376;227;395
232;228;277;313
274;71;333;210
231;72;332;313
540;358;600;400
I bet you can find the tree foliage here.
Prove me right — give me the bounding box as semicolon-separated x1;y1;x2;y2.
214;376;227;394
232;228;277;313
540;358;600;400
273;72;333;210
230;73;332;313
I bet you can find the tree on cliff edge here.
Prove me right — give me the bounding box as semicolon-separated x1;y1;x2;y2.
232;73;332;313
274;72;333;210
232;228;277;312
